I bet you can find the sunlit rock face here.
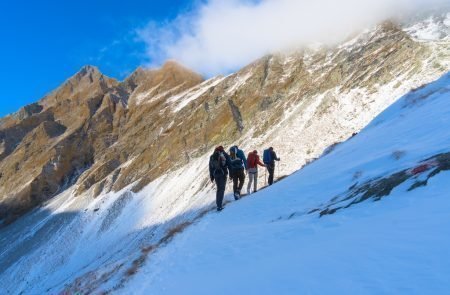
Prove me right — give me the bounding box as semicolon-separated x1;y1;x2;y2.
0;16;448;227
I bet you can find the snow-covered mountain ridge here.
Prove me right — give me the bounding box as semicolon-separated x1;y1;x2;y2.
124;71;450;294
0;12;449;294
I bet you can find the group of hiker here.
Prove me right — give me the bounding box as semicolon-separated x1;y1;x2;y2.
209;145;280;211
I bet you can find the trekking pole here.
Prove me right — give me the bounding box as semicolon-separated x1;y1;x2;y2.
264;167;267;186
277;161;280;181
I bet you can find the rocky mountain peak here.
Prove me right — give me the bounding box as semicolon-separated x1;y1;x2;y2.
122;67;150;92
125;61;202;85
125;61;204;106
160;59;197;73
77;64;100;76
67;65;113;89
39;65;118;111
156;60;204;88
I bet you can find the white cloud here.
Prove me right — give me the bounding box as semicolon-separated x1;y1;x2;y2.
137;0;448;76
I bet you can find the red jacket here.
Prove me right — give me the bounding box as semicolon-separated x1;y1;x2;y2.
247;152;265;169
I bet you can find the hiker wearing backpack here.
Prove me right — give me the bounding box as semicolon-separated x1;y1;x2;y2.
209;146;230;211
230;145;248;170
229;146;247;200
246;150;266;194
263;147;280;185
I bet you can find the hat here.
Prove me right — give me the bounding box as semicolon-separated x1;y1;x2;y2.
215;146;224;152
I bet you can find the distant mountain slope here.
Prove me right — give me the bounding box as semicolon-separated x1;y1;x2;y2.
1;17;448;225
124;72;450;294
0;13;449;294
0;62;204;224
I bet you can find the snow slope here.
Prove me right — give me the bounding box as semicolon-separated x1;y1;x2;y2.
124;72;450;294
404;13;450;41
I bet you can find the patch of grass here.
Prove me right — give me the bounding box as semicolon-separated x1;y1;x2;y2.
126;255;147;277
160;221;193;244
124;217;201;279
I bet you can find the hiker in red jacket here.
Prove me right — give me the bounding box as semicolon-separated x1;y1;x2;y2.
246;150;266;194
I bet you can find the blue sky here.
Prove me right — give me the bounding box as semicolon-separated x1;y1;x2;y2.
0;0;192;117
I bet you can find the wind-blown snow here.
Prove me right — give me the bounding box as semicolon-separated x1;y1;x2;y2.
404;13;450;41
124;72;450;294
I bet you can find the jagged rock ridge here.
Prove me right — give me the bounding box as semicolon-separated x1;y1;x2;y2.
0;61;203;224
1;17;449;226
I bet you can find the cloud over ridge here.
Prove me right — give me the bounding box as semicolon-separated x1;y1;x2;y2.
138;0;448;76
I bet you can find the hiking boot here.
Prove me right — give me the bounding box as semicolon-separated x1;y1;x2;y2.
217;206;224;211
234;192;240;200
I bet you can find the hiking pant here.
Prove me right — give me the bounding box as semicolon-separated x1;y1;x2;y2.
231;169;245;195
267;166;275;185
215;175;227;208
247;171;258;193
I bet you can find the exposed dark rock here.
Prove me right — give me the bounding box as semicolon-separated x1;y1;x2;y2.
228;99;244;133
259;96;274;111
314;151;450;217
99;191;133;233
16;103;43;120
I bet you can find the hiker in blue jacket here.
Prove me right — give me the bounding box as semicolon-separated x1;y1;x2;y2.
229;146;247;199
230;145;247;170
263;147;280;185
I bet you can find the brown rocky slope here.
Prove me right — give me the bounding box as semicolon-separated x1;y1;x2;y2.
0;22;448;226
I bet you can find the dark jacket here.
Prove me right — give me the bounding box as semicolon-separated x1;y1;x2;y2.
268;150;280;168
209;151;231;179
229;156;245;173
230;146;248;170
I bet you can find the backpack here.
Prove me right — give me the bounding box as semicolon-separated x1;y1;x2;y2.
212;152;227;175
230;158;244;170
248;152;257;168
263;149;272;165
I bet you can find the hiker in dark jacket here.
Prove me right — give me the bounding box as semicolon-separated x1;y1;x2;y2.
247;150;265;194
229;146;246;200
264;147;280;186
230;145;247;170
209;146;230;211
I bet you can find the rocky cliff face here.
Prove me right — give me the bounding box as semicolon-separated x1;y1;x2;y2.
0;62;203;224
0;20;448;224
